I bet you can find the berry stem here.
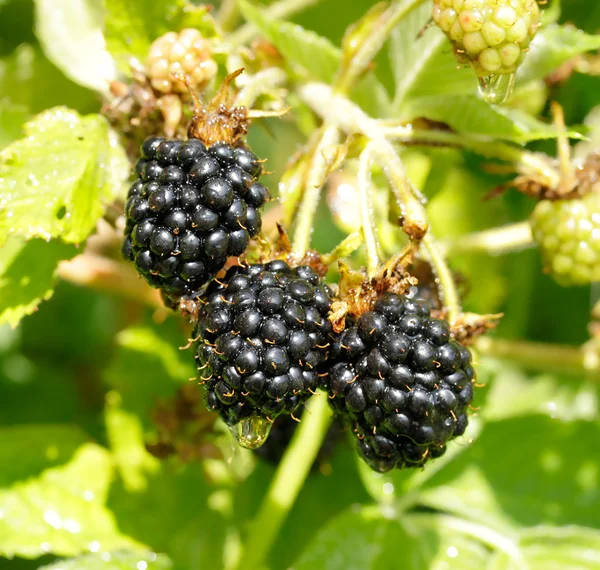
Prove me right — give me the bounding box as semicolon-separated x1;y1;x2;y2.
421;233;461;325
238;394;333;570
440;221;535;257
230;0;321;46
477;337;600;379
291;124;341;256
298;82;429;240
358;143;382;277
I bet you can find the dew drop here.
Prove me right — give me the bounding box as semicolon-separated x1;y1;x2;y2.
477;73;515;105
229;416;272;449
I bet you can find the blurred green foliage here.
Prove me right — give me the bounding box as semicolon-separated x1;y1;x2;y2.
1;0;600;568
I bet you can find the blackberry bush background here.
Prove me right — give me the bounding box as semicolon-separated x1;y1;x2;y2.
1;0;600;569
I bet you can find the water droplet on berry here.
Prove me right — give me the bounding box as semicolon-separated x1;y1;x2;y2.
477;72;515;104
230;416;272;449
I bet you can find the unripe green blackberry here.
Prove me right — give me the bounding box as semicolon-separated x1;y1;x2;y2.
147;29;218;94
327;293;475;472
530;189;600;286
432;0;541;77
194;261;334;443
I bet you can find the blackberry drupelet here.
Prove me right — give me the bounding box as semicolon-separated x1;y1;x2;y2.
122;136;268;298
327;293;475;472
194;260;334;438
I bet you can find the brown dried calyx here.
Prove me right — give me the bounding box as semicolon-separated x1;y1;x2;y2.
329;245;418;334
185;68;286;148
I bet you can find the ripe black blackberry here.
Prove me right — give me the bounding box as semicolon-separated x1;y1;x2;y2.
122;70;270;302
194;260;334;443
328;293;475;472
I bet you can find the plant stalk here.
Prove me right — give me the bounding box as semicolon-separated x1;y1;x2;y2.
291;124;341;256
358;143;382;277
239;394;333;570
477;337;600;379
440;221;535;257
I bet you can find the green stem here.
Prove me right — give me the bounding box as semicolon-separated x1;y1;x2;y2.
477;337;600;379
291;124;340;256
380;125;559;184
239;394;333;570
229;0;321;46
334;0;427;94
441;221;535;257
421;233;460;325
298;82;429;240
358;143;382;277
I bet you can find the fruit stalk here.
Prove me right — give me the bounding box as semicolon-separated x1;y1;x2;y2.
358;143;382;277
238;393;333;570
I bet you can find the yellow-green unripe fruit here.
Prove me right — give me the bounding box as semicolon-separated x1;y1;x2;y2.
530;190;600;286
432;0;541;77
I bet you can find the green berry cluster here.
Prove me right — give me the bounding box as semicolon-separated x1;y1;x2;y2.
530;190;600;286
432;0;541;77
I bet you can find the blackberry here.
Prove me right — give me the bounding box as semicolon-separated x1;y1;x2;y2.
327;293;475;472
433;0;541;77
122;137;267;298
194;261;334;445
530;189;600;285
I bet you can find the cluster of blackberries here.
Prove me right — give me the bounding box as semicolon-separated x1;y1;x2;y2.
122;136;268;299
195;260;334;426
327;293;475;472
122;138;476;471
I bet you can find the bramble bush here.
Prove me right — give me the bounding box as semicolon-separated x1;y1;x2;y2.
1;0;600;569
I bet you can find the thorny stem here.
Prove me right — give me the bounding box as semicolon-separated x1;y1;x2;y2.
239;394;333;570
291;124;341;256
441;221;535;257
421;233;461;325
358;143;382;277
477;337;600;379
229;0;321;46
298;82;429;239
380;125;561;185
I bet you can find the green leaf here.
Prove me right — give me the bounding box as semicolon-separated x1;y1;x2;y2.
417;416;600;529
104;0;217;72
104;393;159;493
489;525;600;570
34;0;117;94
0;443;140;558
238;0;341;83
39;550;173;570
104;325;196;422
0;100;30;148
0;238;77;327
517;25;600;86
0;424;90;487
292;508;491;570
0;44;97;114
0;108;129;245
